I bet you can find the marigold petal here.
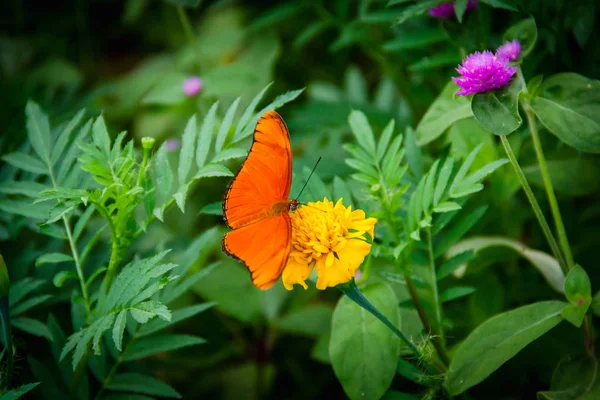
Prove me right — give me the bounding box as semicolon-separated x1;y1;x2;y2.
282;257;314;290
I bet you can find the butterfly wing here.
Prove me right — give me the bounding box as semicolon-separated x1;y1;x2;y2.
222;110;292;229
222;214;291;289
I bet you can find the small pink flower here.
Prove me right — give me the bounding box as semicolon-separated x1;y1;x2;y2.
496;40;521;61
429;1;478;19
165;139;180;152
452;50;517;96
182;76;203;97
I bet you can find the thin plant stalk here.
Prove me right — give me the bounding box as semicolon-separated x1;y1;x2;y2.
499;136;568;273
517;67;575;271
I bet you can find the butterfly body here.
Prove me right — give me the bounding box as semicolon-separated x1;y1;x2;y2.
221;111;297;290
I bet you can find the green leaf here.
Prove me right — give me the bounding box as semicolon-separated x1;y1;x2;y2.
562;265;592;327
416;81;472;145
294;21;329;49
162;262;219;305
2;152;47;174
345;66;369;104
51;109;85;165
25;101;52;164
523;156;600;197
530;73;600;153
0;199;49;220
537;355;598;400
330;283;400;400
129;300;171;324
455;0;468;22
178;114;198;186
376;119;395;162
408;49;461;72
215;98;240;153
92;116;111;158
12;317;53;341
141;72;188;105
503;17;537;58
196;101;219;169
437;250;476;280
106;373;181;398
478;0;518;11
433;201;462;213
9;278;45;305
460;159;509;187
164;0;200;8
447;236;565;293
11;295;53;315
394;0;441;25
199;202;223;216
155;143;173;204
440;287;476;303
211;147;247;163
433;157;454;205
138;302;215;337
274;305;333;337
0;181;47;197
0;382;40;400
47;200;80;224
235;84;272;137
382;28;446;51
472;77;523;136
348;110;377;159
446;301;567;395
53;270;77;288
35;253;73;267
193;163;233;179
122;334;205;361
434;206;488;257
112;310;127;351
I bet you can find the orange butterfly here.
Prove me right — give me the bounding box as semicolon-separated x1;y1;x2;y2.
222;111;299;290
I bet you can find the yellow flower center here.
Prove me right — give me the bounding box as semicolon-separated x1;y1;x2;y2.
282;198;377;290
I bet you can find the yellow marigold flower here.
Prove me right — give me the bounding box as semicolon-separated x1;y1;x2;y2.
282;198;377;290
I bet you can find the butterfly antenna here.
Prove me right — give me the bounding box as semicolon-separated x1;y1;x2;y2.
295;157;322;201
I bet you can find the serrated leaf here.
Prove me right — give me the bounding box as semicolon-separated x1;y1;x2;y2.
0;181;47;197
0;199;49;220
73;206;95;242
129;300;171;324
122;334;205;361
155;143;173;204
25;101;52;164
178;114;198;186
106;373;181;398
451;144;482;188
92;116;111;158
138;302;216;337
199;202;223;215
2;152;47;174
112;310;128;351
211;147;247;163
450;183;484;198
195;103;219;170
47;200;80;224
234;83;272;137
434;157;454;205
193;164;233;179
35;253;73;267
215;98;240;153
377;119;395;162
422;160;439;215
0;382;40;400
348;110;377;158
51;109;85;165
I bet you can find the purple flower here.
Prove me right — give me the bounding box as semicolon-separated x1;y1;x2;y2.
496;40;521;61
182;76;203;97
165;138;180;152
452;50;517;96
429;1;478;19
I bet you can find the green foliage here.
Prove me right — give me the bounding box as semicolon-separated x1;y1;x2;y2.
472;77;524;136
330;283;401;400
446;301;568;395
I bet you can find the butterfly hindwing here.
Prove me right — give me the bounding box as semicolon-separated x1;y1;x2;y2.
222;214;291;290
223;111;292;229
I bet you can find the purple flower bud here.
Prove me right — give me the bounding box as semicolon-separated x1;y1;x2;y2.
429;1;478;19
496;40;521;62
165;138;181;152
182;76;203;97
452;50;517;96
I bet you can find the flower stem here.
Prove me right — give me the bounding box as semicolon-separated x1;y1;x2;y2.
499;136;568;273
522;100;575;271
426;227;450;367
338;280;438;375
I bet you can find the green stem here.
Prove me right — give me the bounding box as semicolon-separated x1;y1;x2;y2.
522;100;575;271
426;227;450;367
499;136;568;273
176;5;195;44
102;239;122;293
48;170;91;321
338;280;438;375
